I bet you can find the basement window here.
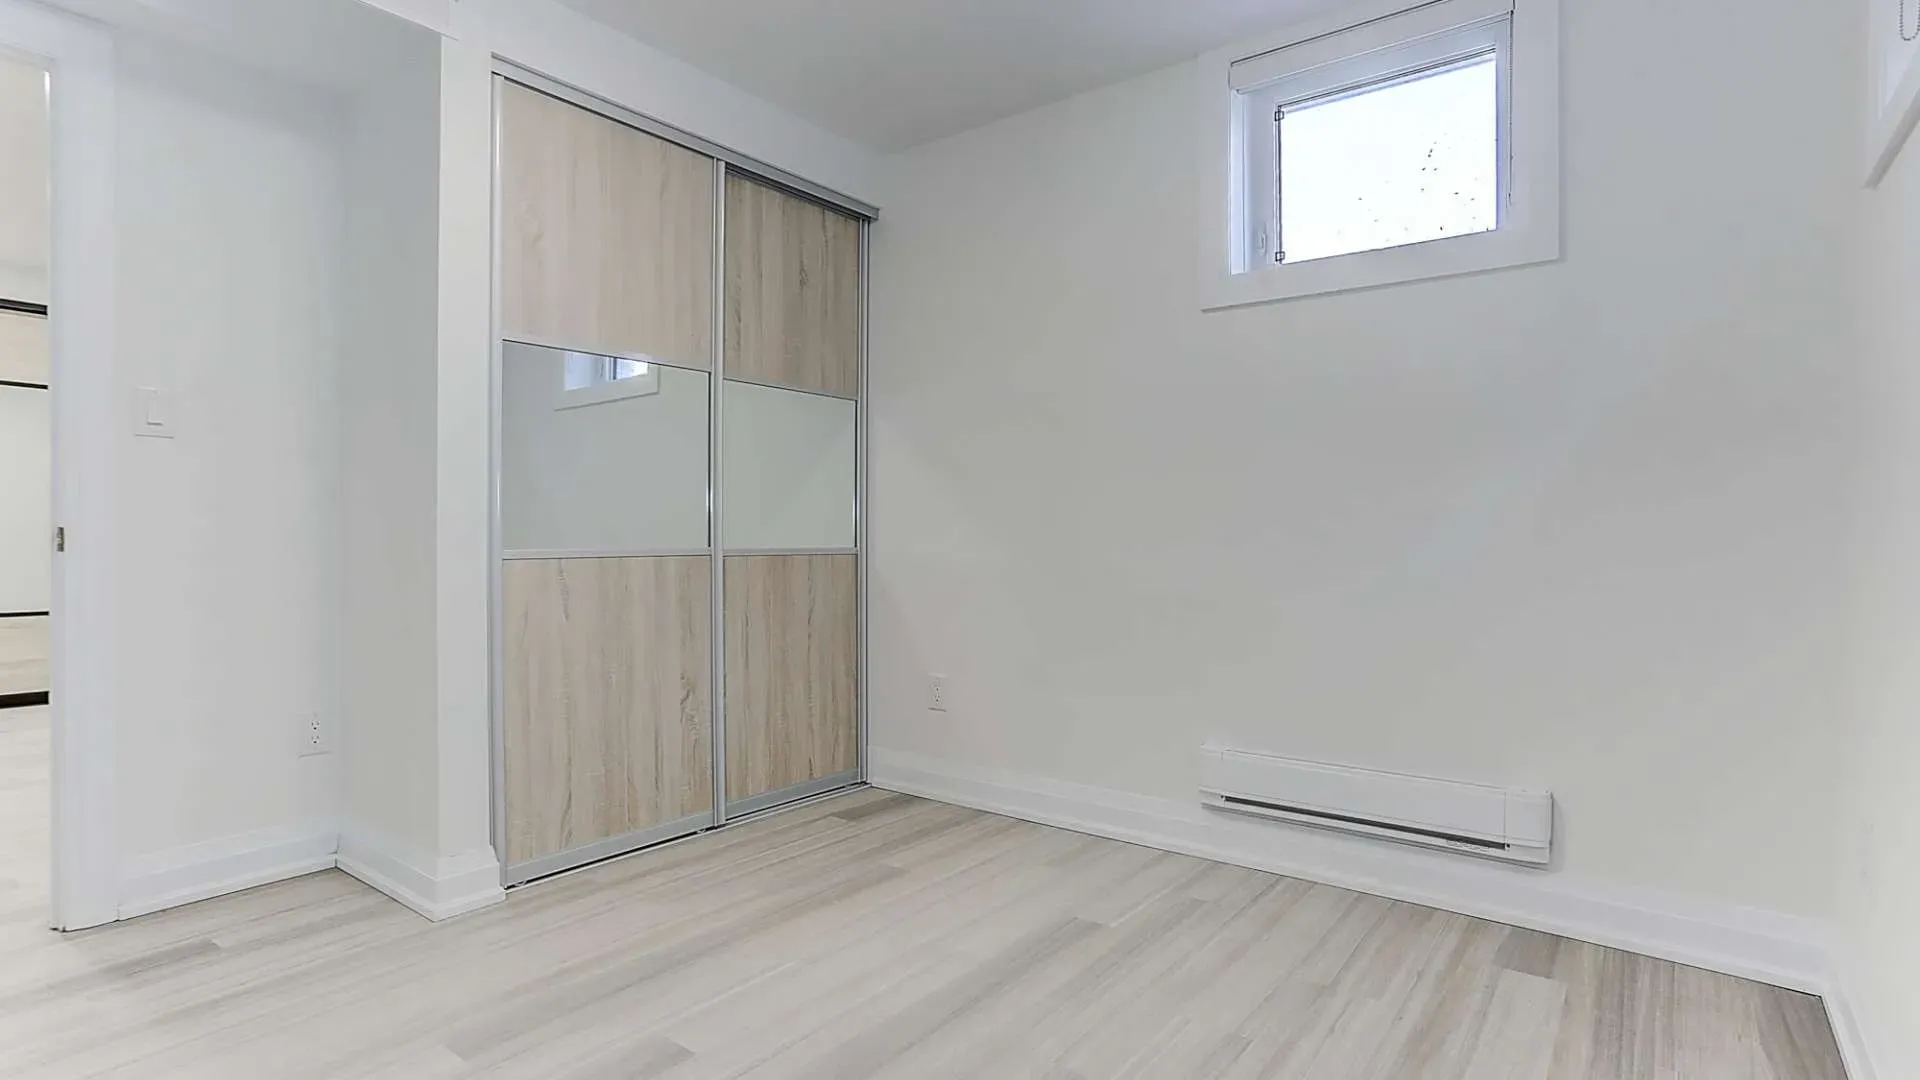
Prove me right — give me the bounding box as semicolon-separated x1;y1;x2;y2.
1266;49;1499;264
1199;0;1560;308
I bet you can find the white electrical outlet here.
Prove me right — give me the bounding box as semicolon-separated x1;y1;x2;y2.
297;712;331;757
927;674;950;713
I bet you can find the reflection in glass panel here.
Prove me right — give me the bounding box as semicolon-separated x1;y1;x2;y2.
501;341;709;553
562;352;654;395
723;380;856;551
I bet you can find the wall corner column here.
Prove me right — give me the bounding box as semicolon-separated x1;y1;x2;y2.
431;33;503;911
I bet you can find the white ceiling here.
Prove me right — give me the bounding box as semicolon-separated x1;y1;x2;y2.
559;0;1345;150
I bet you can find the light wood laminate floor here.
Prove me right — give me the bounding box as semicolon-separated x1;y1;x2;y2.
0;778;1847;1078
0;705;48;929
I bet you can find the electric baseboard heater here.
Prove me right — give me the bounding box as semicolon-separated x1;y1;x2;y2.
1199;744;1552;866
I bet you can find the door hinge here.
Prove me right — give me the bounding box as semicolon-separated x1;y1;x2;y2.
54;526;65;553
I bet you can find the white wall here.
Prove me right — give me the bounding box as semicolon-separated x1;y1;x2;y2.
339;24;442;866
113;40;344;863
335;24;505;918
870;0;1860;926
427;36;499;895
1835;86;1920;1080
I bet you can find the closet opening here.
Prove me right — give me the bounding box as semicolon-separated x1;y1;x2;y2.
0;47;51;928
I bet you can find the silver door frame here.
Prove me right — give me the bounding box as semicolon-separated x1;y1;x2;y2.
707;158;729;829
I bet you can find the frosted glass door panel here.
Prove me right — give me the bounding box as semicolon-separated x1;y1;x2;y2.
502;341;710;554
722;380;856;550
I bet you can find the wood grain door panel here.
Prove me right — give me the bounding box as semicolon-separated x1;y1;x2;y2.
503;556;713;866
724;554;857;803
500;80;715;368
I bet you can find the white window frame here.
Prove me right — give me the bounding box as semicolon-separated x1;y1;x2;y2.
1244;21;1508;268
1866;0;1920;185
1198;0;1559;310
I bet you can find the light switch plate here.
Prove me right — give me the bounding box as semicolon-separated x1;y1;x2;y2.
133;386;175;438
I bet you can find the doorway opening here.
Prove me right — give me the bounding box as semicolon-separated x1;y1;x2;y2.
0;47;50;928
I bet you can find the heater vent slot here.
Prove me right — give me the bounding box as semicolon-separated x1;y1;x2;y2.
1218;795;1509;851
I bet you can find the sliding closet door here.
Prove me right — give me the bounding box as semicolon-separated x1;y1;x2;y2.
493;73;872;870
721;174;863;814
496;79;719;881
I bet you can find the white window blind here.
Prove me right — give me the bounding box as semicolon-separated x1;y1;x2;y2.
1228;0;1514;94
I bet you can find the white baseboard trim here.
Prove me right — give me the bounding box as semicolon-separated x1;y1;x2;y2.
870;748;1829;994
118;823;337;920
1825;967;1887;1080
336;826;505;922
116;823;506;926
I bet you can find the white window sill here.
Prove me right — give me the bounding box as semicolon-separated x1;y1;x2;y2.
1200;223;1559;310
